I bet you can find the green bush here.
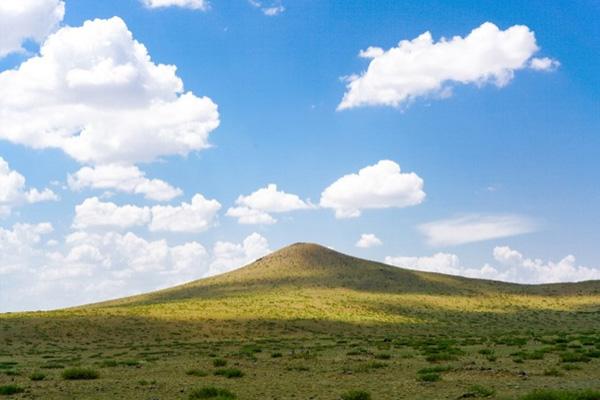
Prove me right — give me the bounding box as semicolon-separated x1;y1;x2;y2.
543;367;563;377
374;352;391;360
214;368;243;378
189;386;236;399
418;372;441;382
341;390;371;400
30;371;46;381
212;358;227;367
520;389;600;400
61;367;99;380
417;365;451;374
560;352;590;363
186;369;208;377
467;385;495;397
0;385;24;395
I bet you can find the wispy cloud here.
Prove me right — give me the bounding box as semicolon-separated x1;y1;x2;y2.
419;214;537;247
248;0;285;16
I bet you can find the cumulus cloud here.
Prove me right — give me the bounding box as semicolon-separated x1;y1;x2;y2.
419;214;537;247
248;0;285;16
226;207;276;225
149;194;221;233
226;184;311;224
141;0;209;10
0;156;58;214
0;229;269;311
355;233;382;248
338;22;559;110
320;160;425;218
73;197;151;230
0;0;65;58
0;16;219;165
0;222;53;275
529;57;560;71
68;164;182;202
73;195;221;233
385;246;600;284
209;233;270;275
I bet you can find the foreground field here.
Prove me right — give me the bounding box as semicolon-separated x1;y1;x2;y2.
1;244;599;399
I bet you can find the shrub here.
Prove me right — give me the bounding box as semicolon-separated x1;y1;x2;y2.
560;352;590;363
214;368;243;378
520;389;600;400
543;368;563;377
418;372;441;382
0;385;24;395
61;367;99;380
186;369;208;377
189;386;236;399
425;352;457;362
341;390;371;400
467;385;496;397
212;358;227;367
30;371;46;381
417;365;451;374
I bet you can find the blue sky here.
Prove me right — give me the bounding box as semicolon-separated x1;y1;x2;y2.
0;0;599;311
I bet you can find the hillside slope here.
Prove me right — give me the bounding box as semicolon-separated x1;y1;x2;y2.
96;242;600;307
3;243;600;341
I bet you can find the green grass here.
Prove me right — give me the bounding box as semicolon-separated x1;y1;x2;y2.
418;372;441;382
520;389;600;400
213;368;243;378
61;367;99;380
0;385;24;395
0;243;599;399
29;371;46;381
341;390;372;400
188;386;236;399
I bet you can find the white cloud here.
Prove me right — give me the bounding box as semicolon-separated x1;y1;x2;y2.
248;0;285;16
385;246;600;284
338;22;559;110
141;0;209;10
356;233;382;248
226;207;276;225
0;229;269;311
0;156;58;214
226;184;311;224
0;222;53;276
529;57;560;71
73;195;221;233
73;197;151;230
0;16;219;165
0;0;65;58
419;214;537;247
209;232;270;275
149;194;221;233
385;253;462;275
320;160;425;218
68;164;182;201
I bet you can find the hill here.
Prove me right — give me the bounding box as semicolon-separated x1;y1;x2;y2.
1;243;600;400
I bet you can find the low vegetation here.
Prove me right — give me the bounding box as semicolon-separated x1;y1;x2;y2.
0;243;598;399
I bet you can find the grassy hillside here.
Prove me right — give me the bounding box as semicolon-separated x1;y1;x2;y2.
1;243;599;399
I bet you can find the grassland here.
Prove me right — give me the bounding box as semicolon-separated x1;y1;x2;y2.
1;243;599;399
